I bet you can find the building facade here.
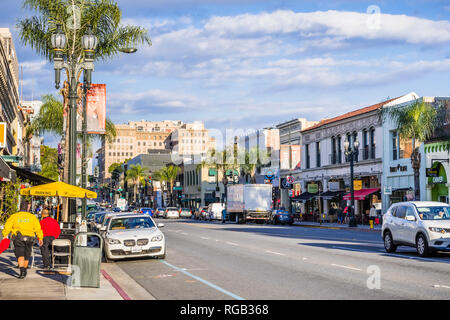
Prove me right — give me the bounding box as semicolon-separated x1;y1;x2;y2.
299;93;418;222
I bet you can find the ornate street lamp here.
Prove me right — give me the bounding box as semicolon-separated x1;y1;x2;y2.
52;24;97;222
344;138;359;227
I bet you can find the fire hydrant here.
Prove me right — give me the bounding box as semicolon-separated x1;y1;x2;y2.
369;220;374;229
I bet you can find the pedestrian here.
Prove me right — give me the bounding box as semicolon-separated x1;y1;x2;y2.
39;208;61;270
369;205;377;225
336;206;343;224
2;200;43;279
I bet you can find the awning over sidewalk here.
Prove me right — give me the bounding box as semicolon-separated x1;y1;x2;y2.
0;157;16;182
8;164;54;185
319;190;345;200
292;192;315;202
343;188;380;201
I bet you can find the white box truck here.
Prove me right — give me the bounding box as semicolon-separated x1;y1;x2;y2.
226;184;273;224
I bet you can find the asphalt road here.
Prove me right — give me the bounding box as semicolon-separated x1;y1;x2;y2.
112;218;450;300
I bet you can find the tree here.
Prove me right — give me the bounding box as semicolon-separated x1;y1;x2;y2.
154;166;180;206
40;145;60;181
18;0;150;221
380;100;446;200
126;164;149;204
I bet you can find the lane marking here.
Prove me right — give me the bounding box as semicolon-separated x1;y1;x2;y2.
265;250;286;256
200;237;210;240
333;246;450;264
226;242;239;246
181;232;188;235
331;264;362;271
161;261;245;300
433;285;450;289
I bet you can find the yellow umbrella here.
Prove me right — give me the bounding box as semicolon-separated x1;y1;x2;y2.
20;181;97;199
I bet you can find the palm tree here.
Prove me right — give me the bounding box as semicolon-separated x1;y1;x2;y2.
40;145;59;181
154;166;180;206
18;0;150;221
380;100;446;200
240;147;271;184
126;164;149;205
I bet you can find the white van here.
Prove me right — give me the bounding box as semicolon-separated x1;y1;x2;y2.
208;203;225;221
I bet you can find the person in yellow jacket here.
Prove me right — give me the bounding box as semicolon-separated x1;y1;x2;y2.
2;200;43;279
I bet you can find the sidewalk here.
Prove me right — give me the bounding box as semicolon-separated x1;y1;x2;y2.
292;220;382;232
0;246;155;300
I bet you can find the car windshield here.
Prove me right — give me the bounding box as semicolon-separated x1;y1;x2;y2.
416;206;450;220
109;217;155;230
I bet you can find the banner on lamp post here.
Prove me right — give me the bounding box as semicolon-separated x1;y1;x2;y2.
77;84;106;134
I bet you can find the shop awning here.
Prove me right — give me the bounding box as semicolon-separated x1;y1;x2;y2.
20;181;97;198
0;157;16;182
8;164;54;185
343;188;380;201
292;192;315;202
319;190;344;200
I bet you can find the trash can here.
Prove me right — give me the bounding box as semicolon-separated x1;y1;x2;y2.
71;232;103;288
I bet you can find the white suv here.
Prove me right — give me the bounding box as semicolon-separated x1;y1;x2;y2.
382;201;450;257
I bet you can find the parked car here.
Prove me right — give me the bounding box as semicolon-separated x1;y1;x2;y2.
194;206;208;220
101;214;166;262
164;207;180;219
207;203;225;221
382;201;450;257
155;207;165;218
140;207;154;217
112;207;121;213
179;208;192;219
89;212;107;232
271;210;294;225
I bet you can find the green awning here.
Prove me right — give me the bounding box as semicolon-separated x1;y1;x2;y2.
208;168;217;176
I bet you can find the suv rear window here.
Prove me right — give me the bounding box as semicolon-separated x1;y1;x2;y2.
395;206;406;219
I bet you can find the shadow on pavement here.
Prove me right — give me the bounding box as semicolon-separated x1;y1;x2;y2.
300;242;450;263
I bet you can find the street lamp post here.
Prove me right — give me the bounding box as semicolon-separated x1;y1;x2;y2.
52;24;98;222
344;138;359;227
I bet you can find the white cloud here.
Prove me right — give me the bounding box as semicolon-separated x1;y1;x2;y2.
204;10;450;44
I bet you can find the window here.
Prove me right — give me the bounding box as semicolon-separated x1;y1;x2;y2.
405;207;416;220
316;141;321;167
305;144;310;169
392;131;398;161
369;127;375;159
363;129;369;160
138;142;140;146
331;137;336;164
337;135;342;164
396;206;406;219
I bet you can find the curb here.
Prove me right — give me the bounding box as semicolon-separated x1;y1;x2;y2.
292;223;381;232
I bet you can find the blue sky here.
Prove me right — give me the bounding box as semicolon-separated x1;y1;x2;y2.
2;0;450;148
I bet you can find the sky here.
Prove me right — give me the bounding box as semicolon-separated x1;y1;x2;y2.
2;0;450;149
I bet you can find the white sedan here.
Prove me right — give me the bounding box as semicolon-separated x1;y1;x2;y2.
100;214;166;262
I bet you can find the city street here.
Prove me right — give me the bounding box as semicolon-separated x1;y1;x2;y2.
111;219;450;300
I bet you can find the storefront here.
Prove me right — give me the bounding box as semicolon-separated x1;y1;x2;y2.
424;140;450;204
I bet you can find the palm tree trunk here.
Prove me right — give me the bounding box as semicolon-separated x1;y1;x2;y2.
411;149;421;201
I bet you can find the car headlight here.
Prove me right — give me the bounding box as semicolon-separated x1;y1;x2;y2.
429;227;446;234
151;234;164;242
108;238;121;245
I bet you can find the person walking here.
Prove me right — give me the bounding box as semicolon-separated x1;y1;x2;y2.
39;209;61;270
369;205;377;225
2;200;43;279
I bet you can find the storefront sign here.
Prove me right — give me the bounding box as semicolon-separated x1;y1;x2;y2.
308;184;318;194
431;176;445;184
0;122;6;148
390;164;408;173
426;168;438;177
353;180;362;191
328;181;340;192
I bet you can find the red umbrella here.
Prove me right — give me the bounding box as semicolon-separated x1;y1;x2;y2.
0;238;11;254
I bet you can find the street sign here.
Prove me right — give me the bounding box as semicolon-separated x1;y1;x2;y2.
353;180;362;191
426;168;438;177
384;186;392;195
173;186;183;191
0;122;6;149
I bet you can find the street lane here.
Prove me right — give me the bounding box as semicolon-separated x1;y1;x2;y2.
115;219;450;300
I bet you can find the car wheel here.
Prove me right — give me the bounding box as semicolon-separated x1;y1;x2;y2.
416;234;430;257
102;250;114;263
383;231;397;253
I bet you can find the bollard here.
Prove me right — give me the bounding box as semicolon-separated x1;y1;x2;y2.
370;220;374;229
